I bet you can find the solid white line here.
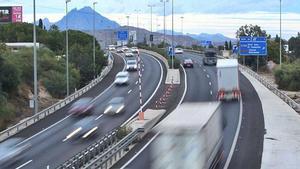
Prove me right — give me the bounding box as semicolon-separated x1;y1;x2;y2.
223;97;243;169
128;89;132;94
209;82;212;86
178;65;188;107
121;53;164;127
17;53;125;146
120;133;160;169
15;160;33;169
95;114;104;121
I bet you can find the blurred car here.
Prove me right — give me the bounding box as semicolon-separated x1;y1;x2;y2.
68;97;94;116
108;45;116;51
116;47;123;53
183;59;194;68
104;97;125;115
122;46;129;52
125;50;135;57
175;48;183;54
63;116;99;141
0;138;31;167
131;47;139;54
114;71;129;85
126;59;138;71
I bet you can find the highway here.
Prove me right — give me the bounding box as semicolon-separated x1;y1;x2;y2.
7;52;164;169
117;51;263;169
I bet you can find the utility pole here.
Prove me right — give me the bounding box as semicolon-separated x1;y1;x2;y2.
180;16;184;34
66;0;71;96
33;0;38;114
134;9;141;45
148;4;155;47
160;0;169;47
171;0;174;69
280;0;282;67
93;1;97;78
126;15;130;26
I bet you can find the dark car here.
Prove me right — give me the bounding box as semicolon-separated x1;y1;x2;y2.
183;59;194;68
203;51;217;66
68;97;94;116
104;97;125;115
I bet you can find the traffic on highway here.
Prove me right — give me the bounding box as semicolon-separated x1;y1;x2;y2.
0;1;299;169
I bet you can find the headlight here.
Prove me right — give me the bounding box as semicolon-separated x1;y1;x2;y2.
116;105;124;114
104;105;112;114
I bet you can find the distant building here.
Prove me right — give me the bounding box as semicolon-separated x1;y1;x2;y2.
5;42;40;52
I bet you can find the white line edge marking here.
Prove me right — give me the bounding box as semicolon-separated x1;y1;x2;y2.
15;160;33;169
223;97;243;169
17;53;126;146
120;133;160;169
121;53;163;127
120;62;188;169
95;114;104;121
128;89;132;94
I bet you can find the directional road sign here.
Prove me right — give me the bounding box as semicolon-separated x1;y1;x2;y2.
117;30;128;41
239;36;267;56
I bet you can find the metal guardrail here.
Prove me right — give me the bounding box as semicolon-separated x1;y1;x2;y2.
185;49;300;112
0;53;115;142
240;65;300;112
82;128;143;169
57;129;119;169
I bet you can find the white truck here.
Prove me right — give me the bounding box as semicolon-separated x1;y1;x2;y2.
216;59;240;101
151;102;223;169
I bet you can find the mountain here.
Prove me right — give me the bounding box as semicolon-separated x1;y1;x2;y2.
156;30;183;36
42;18;52;30
187;33;236;43
55;7;120;31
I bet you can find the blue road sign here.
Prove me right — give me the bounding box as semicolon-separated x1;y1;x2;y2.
117;31;128;41
239;36;267;56
200;40;212;47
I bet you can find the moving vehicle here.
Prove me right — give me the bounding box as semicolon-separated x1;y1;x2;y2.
116;47;123;53
217;59;240;101
175;48;184;54
151;102;223;169
63;116;98;141
125;50;135;57
126;59;138;71
104;97;125;115
203;51;217;65
108;45;116;51
114;71;129;85
122;46;129;52
0;138;31;167
131;47;139;54
68;97;94;116
183;59;194;68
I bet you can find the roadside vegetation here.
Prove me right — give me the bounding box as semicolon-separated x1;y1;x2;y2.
0;22;107;129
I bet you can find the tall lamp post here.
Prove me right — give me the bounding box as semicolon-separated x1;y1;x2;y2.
148;4;155;47
171;0;174;69
180;16;184;34
65;0;71;96
279;0;282;67
33;0;38;114
93;1;97;78
126;15;130;26
134;9;141;45
160;0;169;47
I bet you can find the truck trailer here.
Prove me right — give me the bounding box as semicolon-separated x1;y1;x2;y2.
216;59;240;101
151;102;223;169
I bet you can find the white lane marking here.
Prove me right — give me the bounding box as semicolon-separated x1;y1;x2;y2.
121;53;164;127
95;114;104;121
47;165;50;169
15;160;33;169
121;62;188;169
135;81;138;85
17;53;125;146
120;133;159;169
209;82;212;86
210;91;213;95
128;89;132;94
206;74;210;78
223;97;243;169
203;69;206;72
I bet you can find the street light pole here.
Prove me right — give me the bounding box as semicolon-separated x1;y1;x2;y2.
66;0;71;96
93;1;97;78
279;0;282;67
134;9;141;45
171;0;174;69
180;16;184;34
148;4;155;47
160;0;169;47
33;0;38;114
126;15;130;26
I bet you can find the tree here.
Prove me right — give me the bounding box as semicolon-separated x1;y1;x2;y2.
229;40;232;50
38;19;43;29
288;33;300;59
275;34;280;43
224;41;229;50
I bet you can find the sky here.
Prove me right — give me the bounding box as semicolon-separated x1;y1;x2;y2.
1;0;300;39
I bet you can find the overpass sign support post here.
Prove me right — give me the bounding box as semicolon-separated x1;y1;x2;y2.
137;52;144;120
257;55;259;72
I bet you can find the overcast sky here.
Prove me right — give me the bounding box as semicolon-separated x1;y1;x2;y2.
1;0;299;39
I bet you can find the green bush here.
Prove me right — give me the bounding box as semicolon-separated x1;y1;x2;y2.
0;92;15;130
168;58;181;69
274;62;300;91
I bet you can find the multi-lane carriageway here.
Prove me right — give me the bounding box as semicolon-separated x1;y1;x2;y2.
2;51;264;169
